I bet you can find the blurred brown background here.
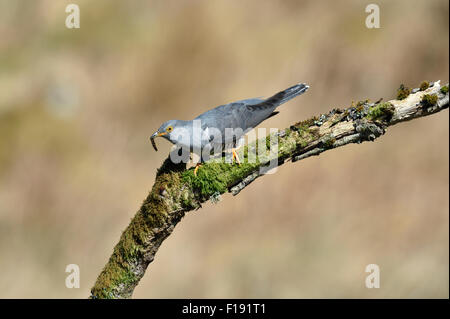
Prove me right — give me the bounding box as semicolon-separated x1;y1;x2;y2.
0;0;448;298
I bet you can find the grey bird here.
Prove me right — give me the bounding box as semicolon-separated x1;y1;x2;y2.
151;83;309;174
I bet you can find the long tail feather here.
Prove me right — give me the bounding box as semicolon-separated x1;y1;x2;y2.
248;83;309;110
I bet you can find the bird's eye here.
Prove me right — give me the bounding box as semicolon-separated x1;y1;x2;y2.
166;126;173;132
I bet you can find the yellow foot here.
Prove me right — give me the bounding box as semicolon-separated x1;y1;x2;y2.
232;148;241;165
194;163;202;176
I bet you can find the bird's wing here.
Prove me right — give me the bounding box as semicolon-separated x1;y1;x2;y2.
193;83;308;144
196;103;246;130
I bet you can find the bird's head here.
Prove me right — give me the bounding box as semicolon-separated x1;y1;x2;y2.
150;119;187;151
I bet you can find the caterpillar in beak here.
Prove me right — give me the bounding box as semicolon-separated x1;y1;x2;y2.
150;136;158;151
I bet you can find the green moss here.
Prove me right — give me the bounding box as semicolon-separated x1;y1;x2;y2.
90;213;148;298
90;259;138;299
182;162;236;198
291;120;317;137
366;102;395;122
440;85;448;94
421;94;438;107
181;191;196;209
184;167;225;197
397;84;411;100
419;81;429;91
286;118;318;151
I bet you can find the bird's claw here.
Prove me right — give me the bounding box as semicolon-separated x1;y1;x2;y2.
194;163;202;176
232;148;241;165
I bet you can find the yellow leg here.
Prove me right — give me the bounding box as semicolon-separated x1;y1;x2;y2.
194;163;202;176
232;148;241;165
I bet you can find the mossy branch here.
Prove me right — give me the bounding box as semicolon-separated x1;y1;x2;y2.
90;80;449;299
